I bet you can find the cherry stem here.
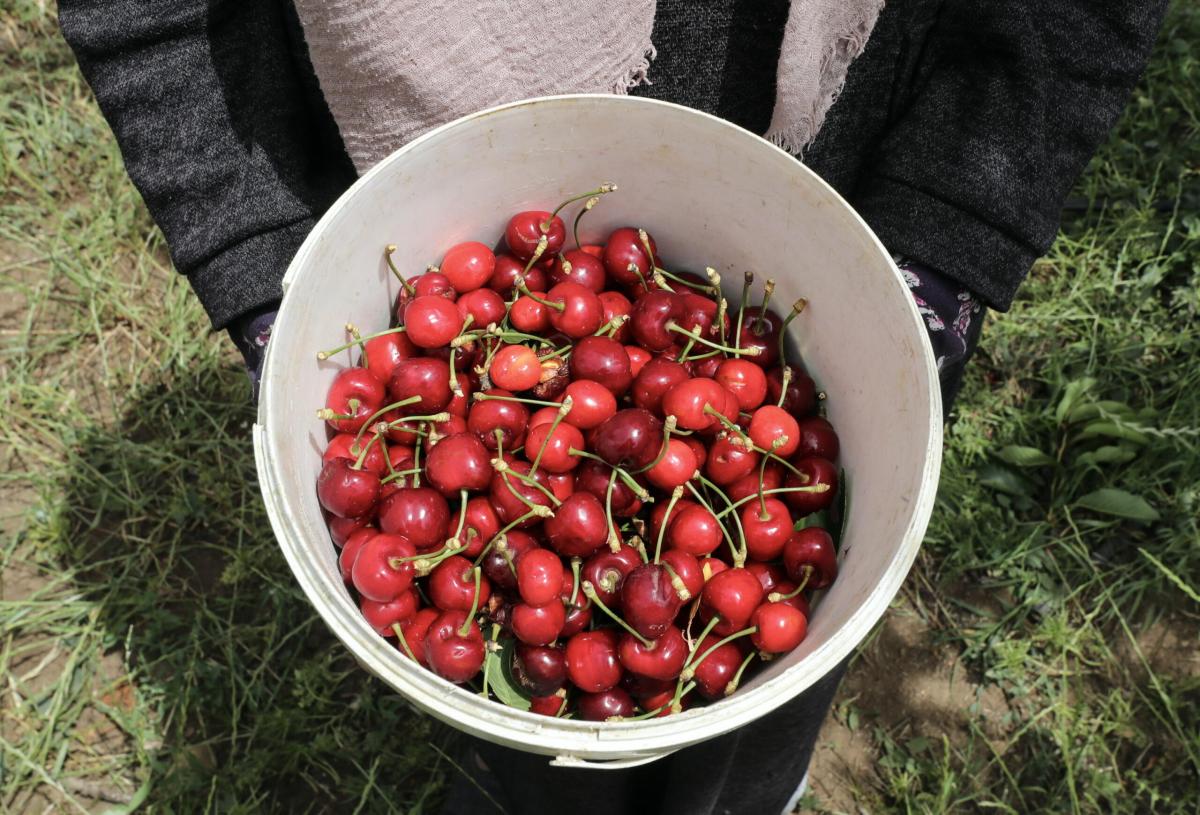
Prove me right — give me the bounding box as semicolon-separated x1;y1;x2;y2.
635;415;679;474
734;271;754;352
516;284;565;313
569;559;584;609
661;561;691;602
391;623;418;660
546;184;617;229
529;397;573;477
494;460;562;506
714;485;830;520
701;405;752;446
768;568;812;602
350;395;422;448
753;279;776;333
715;296;729;347
684;481;738;563
776;366;793;409
725;651;757;696
573;196;599;249
380;466;422;485
595;314;628;337
687;615;721;657
351;428;384;470
523;234;549;274
474;391;560;409
581;581;653;648
481;623;500;699
655;266;718;295
385;244;416;295
449;489;469;547
651;271;676;293
627;262;649;292
667;323;759;356
681;626;758;681
676;337;697;363
568;449;652;502
655;485;684;564
604;468;620;553
411;431;422;487
457;568;482;637
757;437;789;519
318;325;408;360
777;299;807;368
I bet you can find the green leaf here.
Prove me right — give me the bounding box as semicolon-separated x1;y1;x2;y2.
976;464;1035;497
1075;421;1150;445
1066;400;1135;424
1074;488;1160;522
1076;445;1138;467
1139;548;1200;605
1055;378;1095;424
483;637;531;711
997;445;1056;468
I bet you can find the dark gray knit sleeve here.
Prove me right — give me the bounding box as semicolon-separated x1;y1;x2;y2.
852;0;1167;311
58;0;355;329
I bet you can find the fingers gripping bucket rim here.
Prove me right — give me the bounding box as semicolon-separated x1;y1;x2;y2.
255;94;942;767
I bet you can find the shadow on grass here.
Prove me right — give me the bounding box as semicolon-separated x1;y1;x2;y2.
56;360;449;813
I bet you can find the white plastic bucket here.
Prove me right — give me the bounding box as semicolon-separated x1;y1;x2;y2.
254;95;942;768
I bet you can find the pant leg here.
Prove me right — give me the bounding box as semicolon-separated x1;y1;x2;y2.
441;658;848;815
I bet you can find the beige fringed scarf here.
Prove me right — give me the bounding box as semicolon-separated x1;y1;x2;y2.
293;1;884;174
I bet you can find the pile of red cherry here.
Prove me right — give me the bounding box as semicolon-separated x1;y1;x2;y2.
315;185;842;721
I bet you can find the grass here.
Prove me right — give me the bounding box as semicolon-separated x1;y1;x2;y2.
1;2;1197;813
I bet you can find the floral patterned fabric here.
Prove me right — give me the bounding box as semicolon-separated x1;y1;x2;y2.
228;304;278;401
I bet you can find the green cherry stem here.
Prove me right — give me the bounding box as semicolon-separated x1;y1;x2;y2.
654;485;684;564
724;651;758;696
545;184;617;231
734;271;754;352
604;468;621;553
757;436;789;519
777;298;808;369
635;415;679;473
753;279;776;333
685;481;738;563
581;581;653;648
391;623;419;660
493;459;562;506
714;485;831;520
680;626;758;682
529;397;573;477
457;568;483;637
385;244;416;295
573;196;599;250
775;366;793;408
666;323;760;357
318;324;409;360
568;449;652;502
768;568;812;603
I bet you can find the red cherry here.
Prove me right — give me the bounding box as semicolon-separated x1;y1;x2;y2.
490;344;543;391
783;456;838;516
578;687;636;721
690;355;723;379
317;457;381;519
745;561;788;595
699;557;730;582
458;496;500;558
690;633;744;700
625;345;651;378
425;433;491;495
323;433;387;476
546;282;603;338
737;307;781;367
547;471;575;503
488;253;546;295
488;460;555;527
630;290;685;353
404;296;463;349
561;380;617;429
379;487;451;550
441;241;496;293
337;527;377;582
551;249;607;293
565;628;622;692
516;547;565;607
424;610;485;683
510;293;551;333
666;504;723;557
523;420;584;474
660;550;703;599
412;271;456;300
323;368;386;433
715;359;768;412
428;555;490;611
570;336;633;396
748;405;801;457
796;416;840;460
751;602;808;654
468;388;529;451
770;580;812;616
602;227;656;290
529;406;559;428
727;461;782;504
682;436;708;472
783;528;838;589
506;211;565;261
740;498;794;561
621;563;683;640
645;438;697;490
700;568;763;636
544;491;609;558
351;533;416;602
363;331;418;383
581;545;642;607
618;626;688;681
704;436;760;486
631;358;689;415
559;569;593;637
330;515;371;548
662;377;724;431
511;600;566;646
481;530;536;592
591;408;663;470
677;292;722;338
360;590;418;636
575;460;642;517
598;290;633;342
512;644;568;696
387;356;452;413
529;693;567;717
767;365;818;416
456;287;507;328
397;608;439;665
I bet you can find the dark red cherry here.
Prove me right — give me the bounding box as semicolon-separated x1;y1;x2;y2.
602;227;656;291
630;290;685;353
323;367;386;434
621;563;683;640
578;687;636;721
506;211;565;261
387;356;452;413
544;491;609;558
677;292;722;339
581;545;642;607
424;610;485;683
784;456;838;516
468;388;529;451
489;252;546;295
425;433;491;495
481;530;536;592
618;625;687;681
559;569;593;637
591;408;663;470
574;460;641;517
783;527;838;589
631;357;689;415
570;336;633;396
488;461;555;528
767;365;817;417
317;457;381;519
796;416;840;460
736;307;782;367
551;249;607;293
565;628;622;692
690;633;744;700
513;644;568;696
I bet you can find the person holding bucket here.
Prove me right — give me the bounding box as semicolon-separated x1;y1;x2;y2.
60;0;1166;812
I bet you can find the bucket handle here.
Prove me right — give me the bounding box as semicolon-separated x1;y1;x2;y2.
550;749;677;770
